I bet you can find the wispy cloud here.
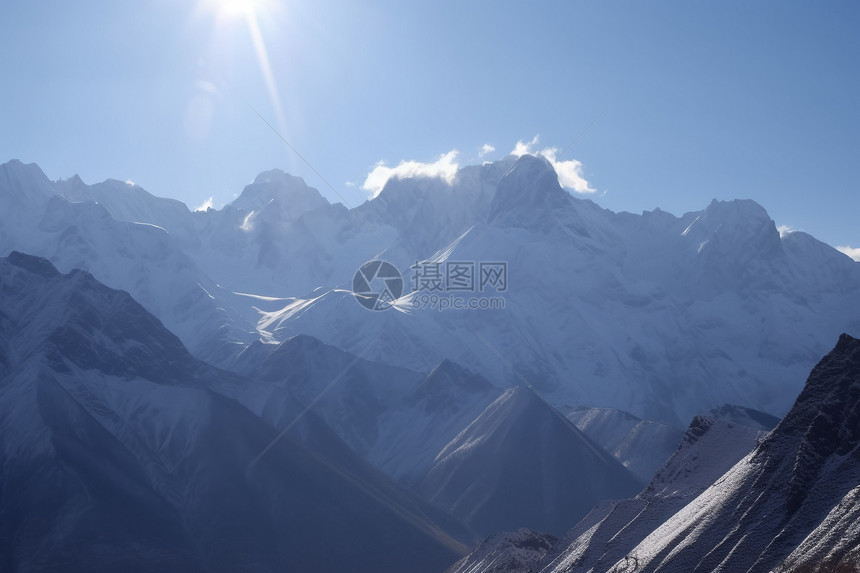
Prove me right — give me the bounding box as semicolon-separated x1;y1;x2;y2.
478;143;495;158
362;150;459;198
540;148;595;194
836;245;860;262
194;196;215;212
510;135;596;194
777;225;797;238
511;135;540;157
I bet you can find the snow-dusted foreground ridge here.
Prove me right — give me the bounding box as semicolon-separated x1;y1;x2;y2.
448;334;860;573
617;333;860;572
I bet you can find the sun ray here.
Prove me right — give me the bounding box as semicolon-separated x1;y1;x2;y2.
244;9;288;135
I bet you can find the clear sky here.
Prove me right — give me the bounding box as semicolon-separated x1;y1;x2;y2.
1;1;858;254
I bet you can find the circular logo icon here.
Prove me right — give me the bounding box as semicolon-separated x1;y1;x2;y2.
352;260;403;311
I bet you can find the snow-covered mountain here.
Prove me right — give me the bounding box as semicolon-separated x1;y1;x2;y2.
706;402;781;430
537;416;766;573
419;386;643;537
447;414;765;573
0;160;253;364
269;155;860;426
446;529;558;573
229;338;503;484
609;333;860;572
449;335;860;573
773;485;860;572
0;252;470;573
3;154;860;571
562;406;684;481
371;358;504;484
3;156;859;426
226;339;645;537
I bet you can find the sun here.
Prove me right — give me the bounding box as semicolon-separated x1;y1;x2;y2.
196;0;288;135
208;0;268;19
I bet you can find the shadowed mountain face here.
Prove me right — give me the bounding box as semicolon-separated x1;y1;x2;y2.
705;402;781;430
229;339;504;485
419;386;643;537
230;340;650;540
446;414;766;573
0;252;468;573
562;406;684;481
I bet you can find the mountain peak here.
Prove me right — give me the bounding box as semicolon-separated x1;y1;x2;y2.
704;197;771;221
446;528;557;573
612;334;860;571
771;332;860;464
231;170;329;217
685;198;777;240
0;251;196;382
0;159;53;202
410;359;497;413
0;158;48;180
706;403;780;430
642;414;766;500
487;154;570;225
7;251;61;278
425;359;495;392
680;198;783;288
506;153;556;179
421;384;641;536
252;168;301;185
659;414;765;479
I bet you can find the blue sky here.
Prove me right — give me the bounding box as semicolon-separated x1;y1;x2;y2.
1;1;858;254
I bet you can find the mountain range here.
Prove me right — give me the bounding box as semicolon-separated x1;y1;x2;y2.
0;252;469;572
2;156;858;427
1;154;859;571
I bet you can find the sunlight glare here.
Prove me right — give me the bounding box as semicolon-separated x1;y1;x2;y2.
211;0;267;19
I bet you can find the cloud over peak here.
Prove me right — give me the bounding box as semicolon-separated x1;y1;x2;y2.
362;150;459;198
359;136;596;199
510;135;595;194
194;196;215;212
837;245;860;262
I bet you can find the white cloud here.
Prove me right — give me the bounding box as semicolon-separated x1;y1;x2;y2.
836;245;860;262
362;150;459;198
511;135;540;157
539;148;595;194
479;143;495;158
125;179;135;186
777;225;797;238
194;196;215;212
510;135;596;194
